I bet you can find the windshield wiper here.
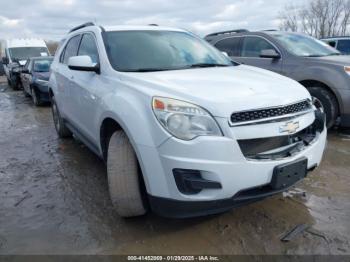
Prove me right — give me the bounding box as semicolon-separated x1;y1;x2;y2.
303;54;324;57
188;63;230;68
123;68;176;72
328;52;341;56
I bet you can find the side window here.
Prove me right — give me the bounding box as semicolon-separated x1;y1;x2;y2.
78;34;99;64
327;41;337;48
215;37;241;56
337;40;350;54
241;37;276;58
63;35;81;64
59;47;66;63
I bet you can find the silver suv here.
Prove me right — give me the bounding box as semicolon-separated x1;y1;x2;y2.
206;30;350;129
49;23;326;218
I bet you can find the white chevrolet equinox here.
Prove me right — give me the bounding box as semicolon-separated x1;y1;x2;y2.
49;23;327;218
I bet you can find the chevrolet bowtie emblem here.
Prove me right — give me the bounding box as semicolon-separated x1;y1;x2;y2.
279;121;300;134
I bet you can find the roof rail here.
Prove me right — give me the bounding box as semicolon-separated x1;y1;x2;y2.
149;24;159;26
69;22;95;33
262;29;278;32
205;29;249;38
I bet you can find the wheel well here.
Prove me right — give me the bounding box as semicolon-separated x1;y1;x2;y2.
299;80;340;113
48;89;54;98
100;118;149;199
100;118;123;161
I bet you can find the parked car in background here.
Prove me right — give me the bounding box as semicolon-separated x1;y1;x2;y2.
321;37;350;55
1;39;50;89
21;57;53;106
49;23;326;218
205;30;350;129
0;60;4;76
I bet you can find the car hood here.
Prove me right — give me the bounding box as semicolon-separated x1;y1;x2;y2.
33;71;50;81
124;65;311;118
307;55;350;66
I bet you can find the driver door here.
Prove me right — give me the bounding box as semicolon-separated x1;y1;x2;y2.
236;36;283;74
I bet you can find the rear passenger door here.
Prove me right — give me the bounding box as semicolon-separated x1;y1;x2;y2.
236;36;283;74
57;34;82;121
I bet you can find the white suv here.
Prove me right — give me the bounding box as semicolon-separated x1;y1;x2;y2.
49;23;327;218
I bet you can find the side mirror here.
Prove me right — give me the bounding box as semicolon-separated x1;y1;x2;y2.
68;56;100;73
260;49;281;59
221;51;229;57
2;57;9;65
22;69;29;74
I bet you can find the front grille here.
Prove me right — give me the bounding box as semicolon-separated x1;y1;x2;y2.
237;117;322;160
231;100;312;124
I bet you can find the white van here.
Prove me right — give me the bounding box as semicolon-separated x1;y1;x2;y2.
1;39;50;89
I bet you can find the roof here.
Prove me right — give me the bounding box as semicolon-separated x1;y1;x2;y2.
4;39;47;48
320;36;350;40
103;25;187;33
67;22;188;36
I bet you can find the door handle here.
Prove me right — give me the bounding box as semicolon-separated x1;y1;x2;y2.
70;76;74;80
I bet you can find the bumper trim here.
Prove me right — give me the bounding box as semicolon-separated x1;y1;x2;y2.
148;173;313;218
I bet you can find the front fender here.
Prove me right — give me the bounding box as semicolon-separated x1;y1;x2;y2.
293;66;348;112
98;91;172;195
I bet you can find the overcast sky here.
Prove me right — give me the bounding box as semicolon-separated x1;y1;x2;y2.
0;0;305;41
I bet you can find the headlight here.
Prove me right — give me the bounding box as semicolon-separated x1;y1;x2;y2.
152;97;223;140
35;79;48;85
344;66;350;76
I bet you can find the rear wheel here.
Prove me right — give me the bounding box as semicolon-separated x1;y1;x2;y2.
307;86;338;128
107;130;147;217
51;96;72;138
10;77;21;90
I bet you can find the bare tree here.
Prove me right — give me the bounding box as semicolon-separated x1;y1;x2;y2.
279;0;350;38
278;4;299;32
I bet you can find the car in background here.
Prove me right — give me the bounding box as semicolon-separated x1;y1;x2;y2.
205;30;350;129
20;57;53;106
0;60;4;76
321;37;350;55
1;39;50;90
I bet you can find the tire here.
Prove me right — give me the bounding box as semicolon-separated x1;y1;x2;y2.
51;96;72;138
107;131;147;217
10;77;21;90
31;88;41;106
307;86;338;128
23;87;30;97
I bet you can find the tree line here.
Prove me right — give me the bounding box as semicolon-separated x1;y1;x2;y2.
279;0;350;38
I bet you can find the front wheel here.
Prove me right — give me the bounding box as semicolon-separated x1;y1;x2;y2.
31;88;41;106
107;131;147;217
307;86;338;128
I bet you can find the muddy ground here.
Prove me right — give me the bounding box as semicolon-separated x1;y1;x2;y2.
0;76;349;255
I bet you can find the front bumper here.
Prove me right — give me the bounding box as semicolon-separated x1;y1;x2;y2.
137;112;327;218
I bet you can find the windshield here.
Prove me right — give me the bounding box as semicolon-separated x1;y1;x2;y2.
9;47;49;61
104;30;232;72
269;32;340;57
33;59;53;72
